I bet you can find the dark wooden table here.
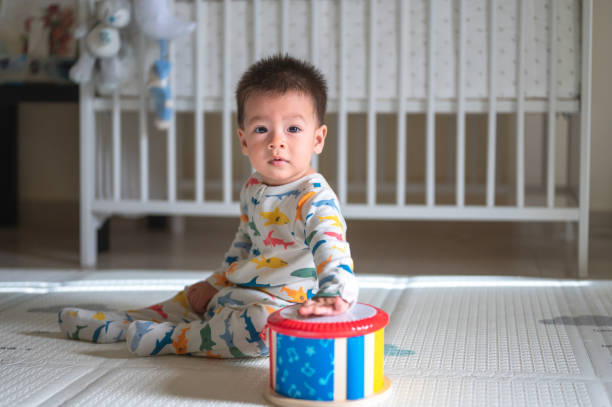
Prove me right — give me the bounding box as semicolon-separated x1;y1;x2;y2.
0;83;79;226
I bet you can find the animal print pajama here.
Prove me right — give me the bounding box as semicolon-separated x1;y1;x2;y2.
59;172;358;358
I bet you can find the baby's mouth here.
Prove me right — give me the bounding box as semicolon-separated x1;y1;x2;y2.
269;157;288;166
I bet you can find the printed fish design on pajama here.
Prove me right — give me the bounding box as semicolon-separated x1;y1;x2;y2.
71;325;87;340
129;321;155;353
264;230;295;249
217;291;245;307
92;321;113;343
250;255;288;269
93;312;106;321
220;316;247;358
172;327;190;354
280;286;309;303
151;326;175;355
147;304;168;320
241;310;268;354
172;291;191;317
260;207;290;226
266;189;300;200
199;325;216;351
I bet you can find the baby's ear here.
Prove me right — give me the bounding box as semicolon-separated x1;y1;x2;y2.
314;124;327;154
237;128;249;156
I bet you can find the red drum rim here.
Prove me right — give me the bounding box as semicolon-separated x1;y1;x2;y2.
267;302;389;339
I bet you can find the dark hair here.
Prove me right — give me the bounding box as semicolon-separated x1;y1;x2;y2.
235;54;328;128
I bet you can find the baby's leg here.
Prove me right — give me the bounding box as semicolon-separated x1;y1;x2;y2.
58;289;199;343
58;308;132;343
126;287;289;357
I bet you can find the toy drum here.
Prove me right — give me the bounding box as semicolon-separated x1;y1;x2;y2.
264;303;391;405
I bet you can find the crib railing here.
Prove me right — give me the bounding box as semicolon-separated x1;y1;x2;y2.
79;0;593;277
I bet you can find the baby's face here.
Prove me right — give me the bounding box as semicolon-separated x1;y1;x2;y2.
238;91;326;186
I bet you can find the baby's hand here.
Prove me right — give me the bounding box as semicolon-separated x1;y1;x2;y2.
186;281;218;315
298;296;349;317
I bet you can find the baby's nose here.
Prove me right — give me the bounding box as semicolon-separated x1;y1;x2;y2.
268;141;286;149
268;133;286;150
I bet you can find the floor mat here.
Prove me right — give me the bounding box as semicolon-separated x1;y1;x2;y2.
1;270;612;406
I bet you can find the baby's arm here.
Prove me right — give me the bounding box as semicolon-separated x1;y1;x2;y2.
188;217;251;314
296;187;359;316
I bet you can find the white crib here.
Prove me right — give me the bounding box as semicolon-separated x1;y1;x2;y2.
78;0;593;277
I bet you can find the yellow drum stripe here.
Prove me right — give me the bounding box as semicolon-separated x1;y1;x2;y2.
373;329;384;392
271;331;277;390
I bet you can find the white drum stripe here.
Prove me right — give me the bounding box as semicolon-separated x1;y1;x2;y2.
271;331;276;390
334;338;347;401
364;333;375;396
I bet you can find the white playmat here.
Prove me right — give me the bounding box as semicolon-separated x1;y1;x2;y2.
1;270;612;406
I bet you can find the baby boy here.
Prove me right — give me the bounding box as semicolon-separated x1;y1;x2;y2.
59;54;359;358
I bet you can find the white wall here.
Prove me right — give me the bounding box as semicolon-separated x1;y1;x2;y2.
16;1;612;211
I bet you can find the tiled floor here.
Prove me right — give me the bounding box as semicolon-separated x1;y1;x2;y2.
1;203;611;279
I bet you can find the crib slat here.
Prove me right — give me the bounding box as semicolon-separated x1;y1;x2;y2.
578;0;593;277
367;0;377;206
81;84;97;265
167;40;177;203
79;0;97;267
486;0;497;207
310;0;318;65
223;0;232;204
396;0;408;207
426;0;436;206
546;0;557;208
456;0;466;207
195;0;205;203
337;0;348;204
516;0;526;208
96;115;105;199
253;0;260;61
310;0;319;172
112;90;121;201
281;0;289;54
138;33;149;202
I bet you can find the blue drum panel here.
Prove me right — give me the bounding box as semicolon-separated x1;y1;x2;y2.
275;333;335;401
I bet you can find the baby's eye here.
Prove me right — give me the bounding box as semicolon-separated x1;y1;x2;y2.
254;126;267;134
287;126;301;133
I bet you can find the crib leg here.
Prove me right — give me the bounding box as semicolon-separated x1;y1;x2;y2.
80;211;98;267
147;215;169;230
170;216;185;235
97;219;110;253
81;213;108;266
578;218;589;279
79;79;99;268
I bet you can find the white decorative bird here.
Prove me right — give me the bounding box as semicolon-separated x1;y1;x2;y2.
132;0;195;40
